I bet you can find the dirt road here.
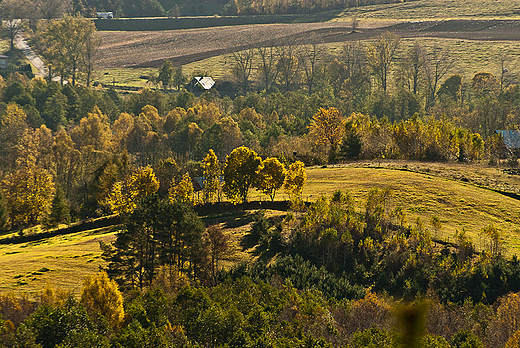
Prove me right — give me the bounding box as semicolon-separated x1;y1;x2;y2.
14;27;47;77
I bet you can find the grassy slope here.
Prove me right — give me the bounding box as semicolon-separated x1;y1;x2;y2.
0;227;117;298
304;166;520;254
2;163;520;297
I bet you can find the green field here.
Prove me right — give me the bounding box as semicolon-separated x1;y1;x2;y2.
2;162;520;297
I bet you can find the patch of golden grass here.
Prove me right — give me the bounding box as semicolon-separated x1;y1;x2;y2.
303;165;520;255
0;227;117;299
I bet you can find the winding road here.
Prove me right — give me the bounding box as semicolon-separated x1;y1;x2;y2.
13;22;47;77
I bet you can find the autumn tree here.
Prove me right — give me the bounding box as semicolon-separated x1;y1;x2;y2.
1;165;55;226
308;107;346;161
41;14;100;85
169;172;194;205
51;129;80;196
81;271;125;329
203;149;221;203
255;157;285;201
342;41;369;97
0;104;29;170
36;0;71;19
223;146;262;203
188;122;203;158
284;161;306;203
402;42;425;95
0;0;30;50
105;166;159;215
205;225;228;284
366;32;400;92
480;224;502;256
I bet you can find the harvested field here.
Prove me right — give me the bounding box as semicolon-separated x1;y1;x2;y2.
96;19;520;70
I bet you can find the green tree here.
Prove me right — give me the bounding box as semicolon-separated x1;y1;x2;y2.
0;191;8;230
451;330;483;348
81;271;125;329
42;91;68;130
44;186;70;229
158;60;174;89
223;146;262;203
255;157;285;201
26;298;108;348
102;196;205;289
172;66;186;90
351;326;394;348
41;14;99;85
283;161;306;203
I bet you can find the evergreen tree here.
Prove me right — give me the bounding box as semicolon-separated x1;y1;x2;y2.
0;191;8;230
46;186;70;229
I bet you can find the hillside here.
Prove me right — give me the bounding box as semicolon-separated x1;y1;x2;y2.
2;162;520;297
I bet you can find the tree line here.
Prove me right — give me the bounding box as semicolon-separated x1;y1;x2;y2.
0;69;509;231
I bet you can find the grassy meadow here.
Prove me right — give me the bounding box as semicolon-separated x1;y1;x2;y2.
2;163;520;297
304;165;520;253
0;226;117;299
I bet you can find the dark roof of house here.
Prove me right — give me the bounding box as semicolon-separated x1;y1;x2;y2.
192;77;215;90
496;130;520;149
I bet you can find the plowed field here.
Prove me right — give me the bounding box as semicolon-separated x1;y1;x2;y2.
95;19;520;69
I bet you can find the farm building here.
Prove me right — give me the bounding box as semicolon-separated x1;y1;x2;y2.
495;130;520;155
188;77;215;93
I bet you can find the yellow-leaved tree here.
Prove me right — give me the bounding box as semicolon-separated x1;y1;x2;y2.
81;271;125;329
308;107;345;151
283;161;306;203
105;166;159;215
169;172;194;204
202;149;221;203
1;165;55;226
255;157;285;201
223;146;262;203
